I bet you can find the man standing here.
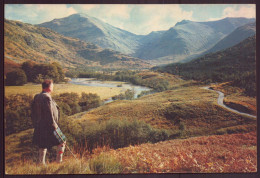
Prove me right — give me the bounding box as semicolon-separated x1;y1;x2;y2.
31;79;66;165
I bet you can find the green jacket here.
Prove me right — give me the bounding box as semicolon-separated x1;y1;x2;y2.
31;91;60;148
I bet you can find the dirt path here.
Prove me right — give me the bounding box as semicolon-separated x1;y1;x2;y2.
202;86;256;119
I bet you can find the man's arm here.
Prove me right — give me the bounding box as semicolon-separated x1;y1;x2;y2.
31;94;41;128
44;96;58;130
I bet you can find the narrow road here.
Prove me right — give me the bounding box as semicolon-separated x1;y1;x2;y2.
202;86;256;119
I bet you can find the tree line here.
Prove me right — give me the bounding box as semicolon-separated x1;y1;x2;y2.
5;61;65;86
66;69;170;92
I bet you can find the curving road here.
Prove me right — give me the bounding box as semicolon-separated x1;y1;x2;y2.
202;86;256;119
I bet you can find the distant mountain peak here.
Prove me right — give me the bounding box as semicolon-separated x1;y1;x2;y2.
38;15;255;63
148;30;165;35
175;20;192;26
69;13;92;19
5;19;151;69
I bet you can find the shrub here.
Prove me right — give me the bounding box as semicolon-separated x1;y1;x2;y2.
58;102;72;116
4;94;33;135
5;69;27;86
164;103;199;122
53;92;82;115
137;91;151;98
79;92;101;111
144;78;169;92
215;125;257;135
124;89;135;100
5;109;20;135
73;119;170;152
89;153;123;174
112;89;135;100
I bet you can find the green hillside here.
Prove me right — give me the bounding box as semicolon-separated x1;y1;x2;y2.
4;19;151;69
155;35;256;96
5;84;257;173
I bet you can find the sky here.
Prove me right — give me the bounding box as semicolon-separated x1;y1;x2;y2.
5;4;255;35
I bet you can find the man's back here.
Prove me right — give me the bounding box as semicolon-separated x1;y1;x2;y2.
31;91;58;129
31;79;66;164
31;91;59;148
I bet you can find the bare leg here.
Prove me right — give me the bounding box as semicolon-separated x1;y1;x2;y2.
56;142;66;163
39;148;47;165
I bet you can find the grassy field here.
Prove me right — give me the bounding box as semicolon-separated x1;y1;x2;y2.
5;131;256;174
4;72;257;174
5;82;124;100
108;131;257;173
74;85;256;137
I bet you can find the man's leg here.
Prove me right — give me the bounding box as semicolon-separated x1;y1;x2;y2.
38;148;47;165
56;142;66;163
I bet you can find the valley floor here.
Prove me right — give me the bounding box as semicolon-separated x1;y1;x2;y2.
4;73;257;174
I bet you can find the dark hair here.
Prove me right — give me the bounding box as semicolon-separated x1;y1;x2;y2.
42;79;53;89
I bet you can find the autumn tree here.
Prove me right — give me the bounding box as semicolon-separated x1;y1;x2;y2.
5;69;27;86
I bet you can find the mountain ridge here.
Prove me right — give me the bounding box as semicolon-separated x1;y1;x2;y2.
155;35;256;97
38;13;142;55
205;22;256;54
135;17;255;61
39;13;255;64
4;19;151;70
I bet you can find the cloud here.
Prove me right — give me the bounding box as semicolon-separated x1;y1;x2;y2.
76;4;97;11
78;4;193;35
5;4;193;34
5;4;77;24
223;5;255;18
75;4;132;20
5;4;255;35
135;4;193;33
100;5;132;20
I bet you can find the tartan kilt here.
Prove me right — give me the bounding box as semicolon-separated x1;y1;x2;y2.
32;125;60;148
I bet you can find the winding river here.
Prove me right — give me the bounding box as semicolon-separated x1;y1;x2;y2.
202;86;256;119
69;78;152;104
69;79;256;119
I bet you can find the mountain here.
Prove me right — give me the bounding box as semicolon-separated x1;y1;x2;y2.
205;22;256;54
38;13;141;55
156;35;256;78
155;35;256;96
4;19;151;70
135;17;255;62
38;14;255;64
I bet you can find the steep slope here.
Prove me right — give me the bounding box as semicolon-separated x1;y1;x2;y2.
156;35;256;96
38;13;142;55
135;17;255;61
109;131;256;173
205;22;256;54
38;15;254;63
4;58;21;75
4;19;151;69
5;129;256;174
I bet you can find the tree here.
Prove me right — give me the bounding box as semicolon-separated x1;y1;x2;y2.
34;74;44;83
22;61;65;83
52;62;65;82
53;92;81;115
5;109;20;135
124;89;135;100
5;69;27;86
79;92;101;111
21;61;35;82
